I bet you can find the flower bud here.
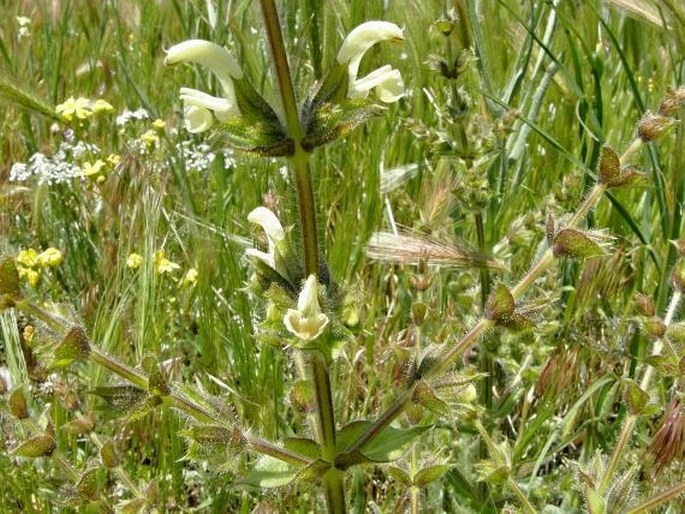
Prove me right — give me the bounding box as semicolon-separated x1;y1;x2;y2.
671;260;685;293
53;325;91;368
633;293;655;317
658;86;685;116
100;440;119;468
637;111;675;142
9;386;29;419
283;275;330;342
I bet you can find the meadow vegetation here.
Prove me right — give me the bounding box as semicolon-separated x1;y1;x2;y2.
1;0;685;512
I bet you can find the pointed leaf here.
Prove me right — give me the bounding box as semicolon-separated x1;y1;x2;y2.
77;468;100;500
337;420;431;463
624;380;650;416
235;455;301;489
598;146;620;184
283;437;320;460
11;434;56;457
414;464;454;487
605;167;645;189
586;487;608;514
301;99;382;152
0;256;21;300
90;385;147;413
486;283;515;324
386;465;411;486
53;326;91;368
217;118;293;157
553;229;604;259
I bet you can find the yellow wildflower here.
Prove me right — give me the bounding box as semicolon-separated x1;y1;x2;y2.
56;97;92;121
16;248;38;268
107;153;121;166
37;248;63;267
23;325;35;344
140;129;159;147
126;253;143;269
183;268;198;287
155;251;181;275
92;99;114;114
18;267;40;287
82;160;106;178
152;119;166;130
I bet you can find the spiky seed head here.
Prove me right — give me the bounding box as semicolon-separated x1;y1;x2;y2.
637;111;675;142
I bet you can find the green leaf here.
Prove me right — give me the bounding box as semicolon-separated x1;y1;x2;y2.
76;468;100;500
413;464;454;487
283;437;320;460
552;229;604;259
53;326;91;368
598;146;620;184
585;487;607;514
90;385;148;413
486;283;515;324
337;420;431;463
301;99;382;152
0;75;57;119
216;118;293;157
235;455;301;489
386;465;411;486
624;380;650;415
0;256;21;300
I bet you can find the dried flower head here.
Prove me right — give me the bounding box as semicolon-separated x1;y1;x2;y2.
649;396;685;473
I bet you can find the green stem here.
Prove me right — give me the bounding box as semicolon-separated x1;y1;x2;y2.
475;211;492;500
259;3;341;511
475;420;536;514
340;182;609;461
292;150;320;277
599;290;682;493
260;0;318;277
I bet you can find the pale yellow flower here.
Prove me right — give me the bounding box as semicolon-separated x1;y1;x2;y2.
155;251;181;275
56;97;92;121
92;99;114;114
337;21;405;102
283;275;329;342
16;248;38;268
152;119;166;130
82;160;106;177
126;253;143;269
37;248;63;267
140;129;159;147
18;267;40;287
183;268;198;287
107;153;121;166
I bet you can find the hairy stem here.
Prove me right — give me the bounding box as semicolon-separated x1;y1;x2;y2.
625;481;685;514
259;2;342;512
599;290;682;493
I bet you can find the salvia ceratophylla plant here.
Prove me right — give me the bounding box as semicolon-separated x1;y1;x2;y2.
1;1;685;513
